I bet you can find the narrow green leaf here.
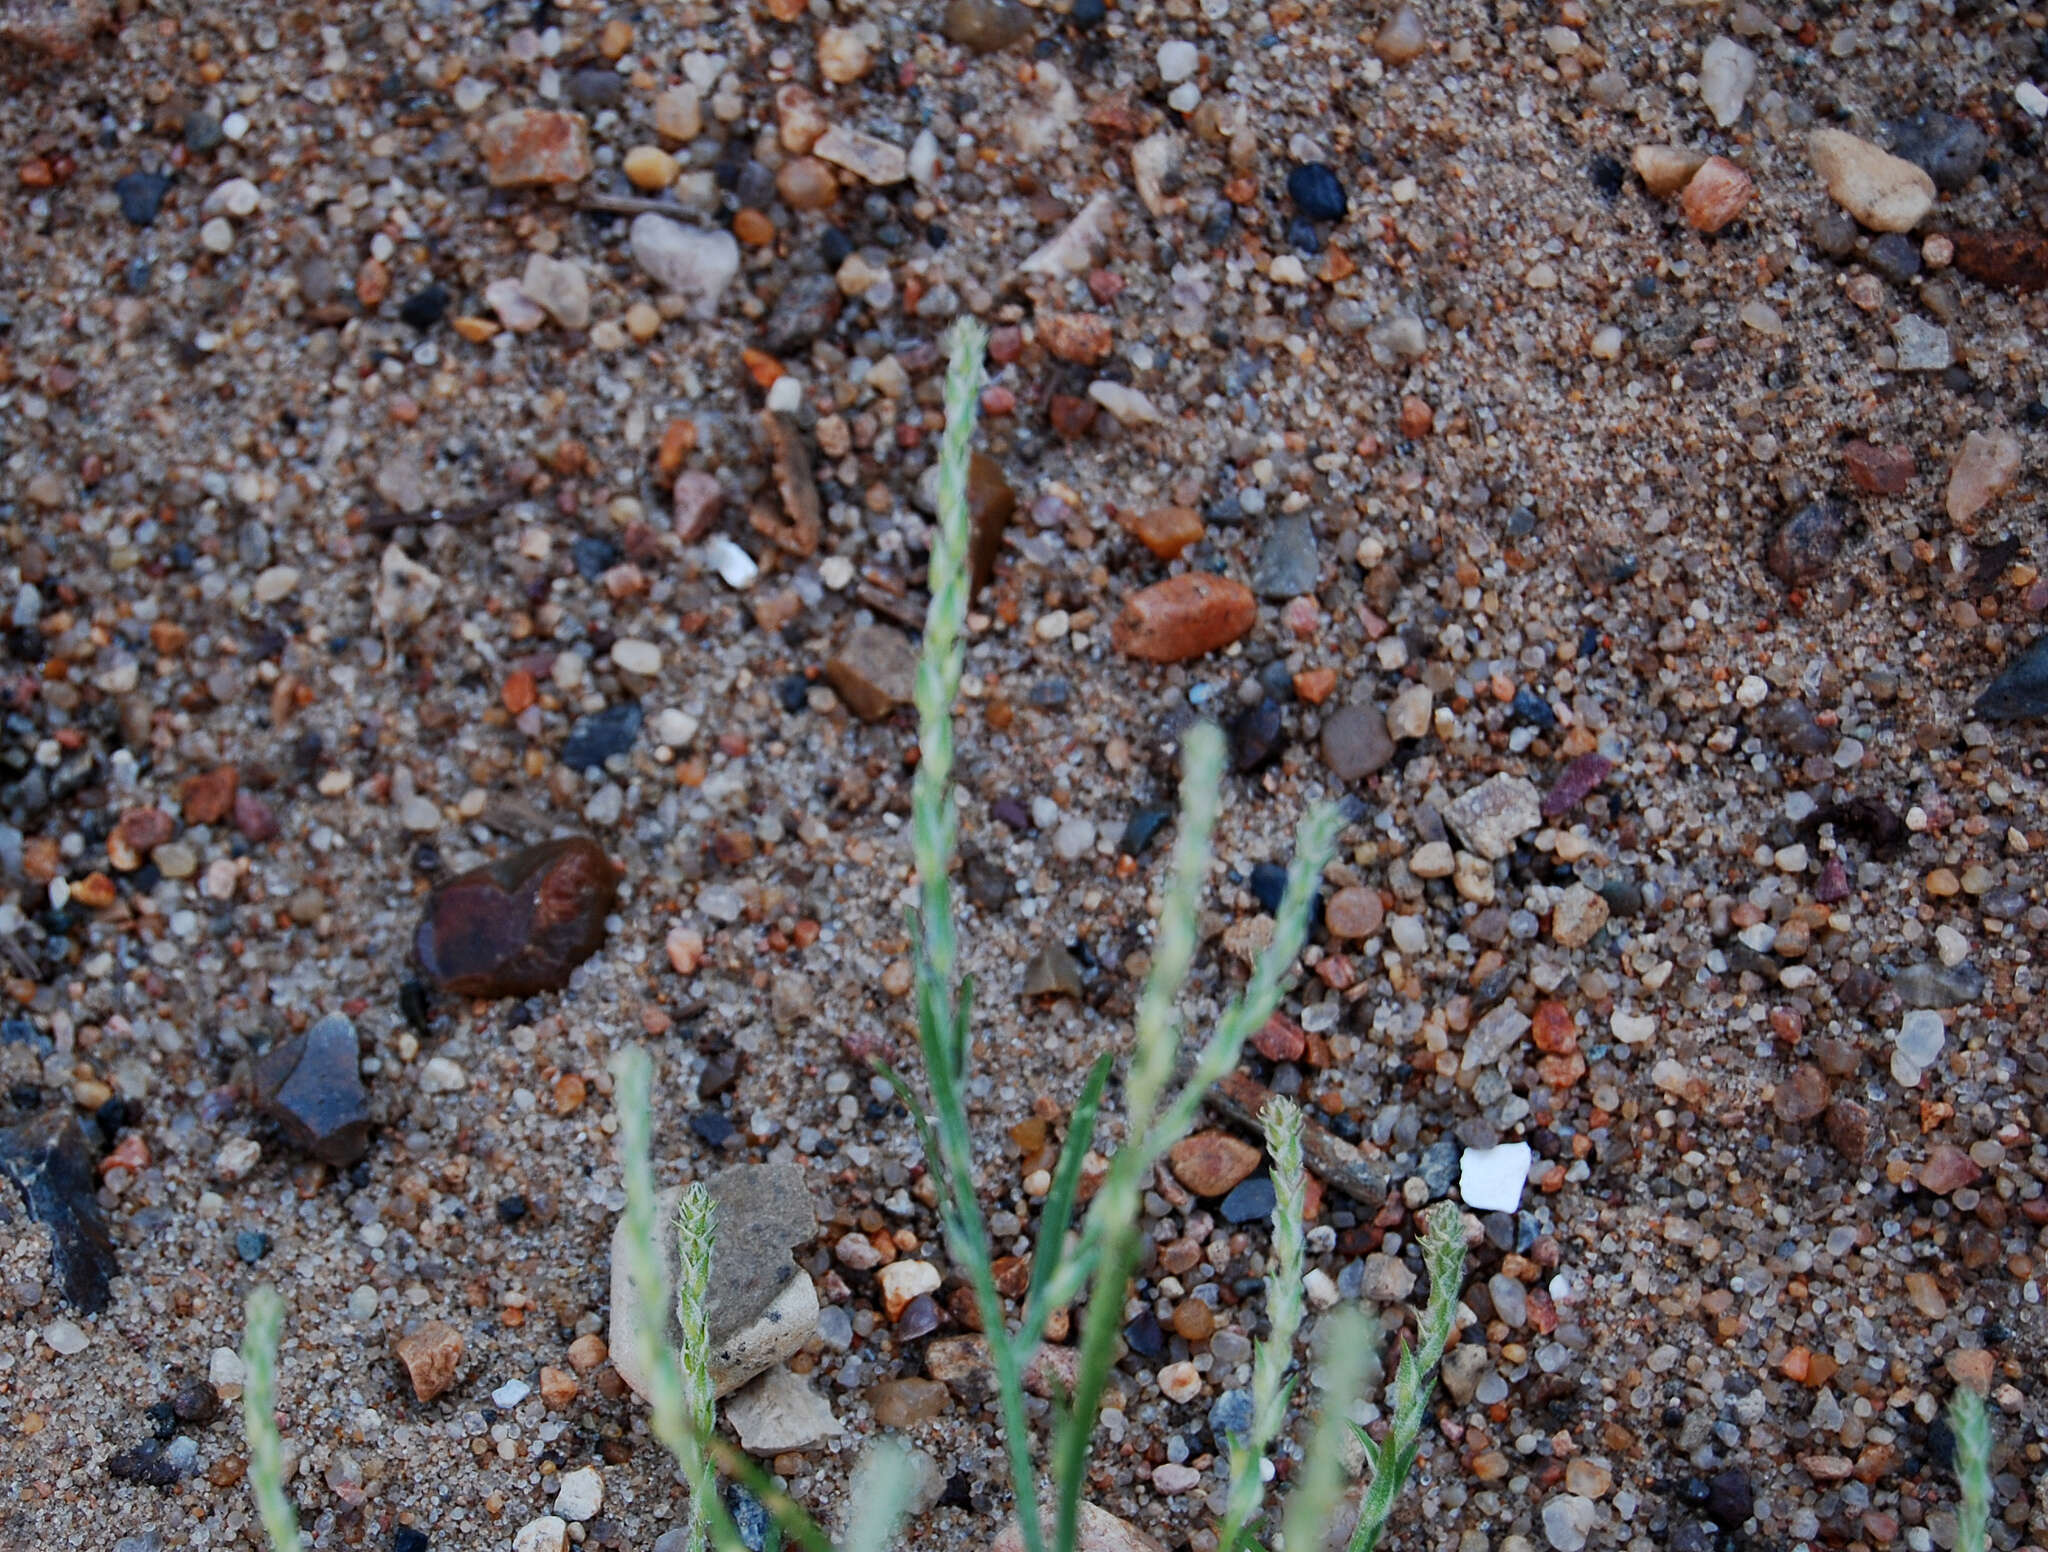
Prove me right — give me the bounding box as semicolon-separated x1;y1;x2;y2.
1024;1052;1111;1330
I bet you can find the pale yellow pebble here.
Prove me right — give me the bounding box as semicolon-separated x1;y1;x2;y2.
623;145;678;191
625;302;662;342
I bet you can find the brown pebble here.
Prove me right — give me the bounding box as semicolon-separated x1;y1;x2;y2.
1681;156;1753;233
1843;439;1914;495
1771;1064;1830;1125
539;1366;580;1408
412;837;618;999
1036;310;1114;364
395;1320;465;1402
566;1333;608;1373
1170;1300;1215;1342
867;1377;950;1428
1324;885;1383;939
1118;505;1204;560
966;453;1017;597
1167;1130;1261;1196
826;624;919;721
180;765;239;825
733;207;775;246
1111;574;1257;662
775;156;837;211
1949;228;2048;293
478;109;592;187
1823;1099;1873;1161
1397;396;1433;438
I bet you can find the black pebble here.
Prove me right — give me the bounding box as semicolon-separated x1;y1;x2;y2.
183;112;225;153
399;283;450;330
1070;0;1106;25
1704;1469;1754;1528
1510;686;1557;729
1286;216;1324;254
1226;697;1284;771
1219;1175;1276;1223
1123;1310;1166;1359
146;1400;178;1440
1118;805;1173;856
235;1229;271;1264
1587;154;1625;198
820;228;853;267
394;1530;431;1552
776;674;810;713
1248;862;1288;914
692;1110;736;1148
1286;162;1348;222
991;796;1032;830
496;1193;528;1224
572;534;622;581
115;171;172;227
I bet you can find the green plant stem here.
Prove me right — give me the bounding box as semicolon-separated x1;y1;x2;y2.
1279;1308;1375;1552
1217;1099;1310;1552
1949;1389;1991;1552
1347;1204;1468;1552
675;1183;719;1552
1050;724;1226;1552
241;1286;301;1552
610;1048;755;1552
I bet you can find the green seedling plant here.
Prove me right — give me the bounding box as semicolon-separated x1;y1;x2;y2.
240;1286;302;1552
1949;1388;1991;1552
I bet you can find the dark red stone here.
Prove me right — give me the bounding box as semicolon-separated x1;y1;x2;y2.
1540;754;1612;819
1949;229;2048;294
1843;440;1914;495
233;789;278;843
413;837;618;998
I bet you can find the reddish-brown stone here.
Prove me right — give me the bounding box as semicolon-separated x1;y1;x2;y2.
1323;885;1383;940
1824;1099;1873;1161
1252;1013;1306;1062
478;109;593;187
1843;440;1914;495
1036;310;1114;364
1167;1130;1261;1196
413;837;618;998
966;453;1016;597
1681;156;1753;233
1112;574;1257;662
1771;1064;1830;1125
232;789;279;843
180;766;239;825
1530;1000;1577;1055
1917;1144;1982;1195
1118;505;1204;561
115;806;176;853
1048;394;1097;439
1949;229;2048;293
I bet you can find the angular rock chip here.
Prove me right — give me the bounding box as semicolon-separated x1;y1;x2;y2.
1976;636;2048;721
412;836;618;998
826;625;918;721
395;1319;464;1402
1443;774;1543;860
251;1013;371;1167
0;1111;119;1313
